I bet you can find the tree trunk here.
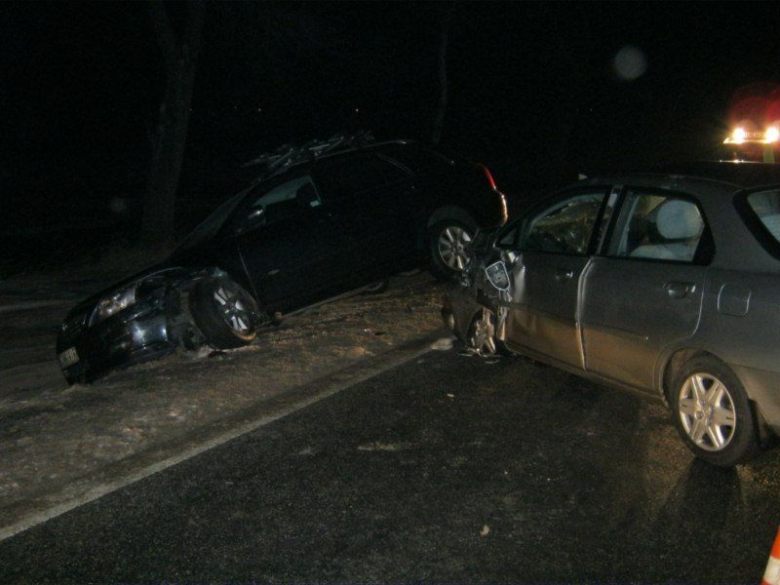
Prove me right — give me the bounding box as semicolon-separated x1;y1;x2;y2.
431;8;454;145
142;1;205;250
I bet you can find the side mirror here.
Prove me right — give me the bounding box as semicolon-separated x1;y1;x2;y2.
235;206;265;234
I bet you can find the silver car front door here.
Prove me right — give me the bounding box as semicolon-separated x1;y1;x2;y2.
581;189;710;391
502;190;608;369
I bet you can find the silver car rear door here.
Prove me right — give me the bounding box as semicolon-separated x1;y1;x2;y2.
581;187;711;391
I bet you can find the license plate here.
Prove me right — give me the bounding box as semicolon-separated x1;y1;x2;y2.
59;347;79;368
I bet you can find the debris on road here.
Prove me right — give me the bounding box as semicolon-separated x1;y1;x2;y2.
430;337;454;351
357;442;415;452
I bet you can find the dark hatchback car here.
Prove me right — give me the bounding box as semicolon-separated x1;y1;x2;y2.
57;137;507;383
444;162;780;467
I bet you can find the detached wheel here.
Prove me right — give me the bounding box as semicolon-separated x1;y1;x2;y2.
190;277;259;349
429;218;476;280
670;356;760;467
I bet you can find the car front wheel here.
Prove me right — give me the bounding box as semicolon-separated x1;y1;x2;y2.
429;218;476;280
190;277;260;349
670;356;760;467
466;308;508;356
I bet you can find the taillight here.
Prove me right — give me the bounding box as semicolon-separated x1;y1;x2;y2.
476;163;498;190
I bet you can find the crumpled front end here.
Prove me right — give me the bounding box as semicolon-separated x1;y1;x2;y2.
442;227;512;345
56;289;180;384
55;267;218;384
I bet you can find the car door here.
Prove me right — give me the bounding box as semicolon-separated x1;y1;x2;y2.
235;172;357;311
581;188;711;391
501;189;608;368
313;154;415;275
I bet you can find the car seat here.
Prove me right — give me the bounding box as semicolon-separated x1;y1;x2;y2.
630;199;703;261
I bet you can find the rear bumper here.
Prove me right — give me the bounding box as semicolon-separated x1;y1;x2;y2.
56;297;177;384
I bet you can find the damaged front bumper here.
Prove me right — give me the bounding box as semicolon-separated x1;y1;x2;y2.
442;285;497;343
56;291;184;384
441;227;509;345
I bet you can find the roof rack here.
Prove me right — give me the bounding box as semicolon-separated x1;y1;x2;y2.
243;131;376;179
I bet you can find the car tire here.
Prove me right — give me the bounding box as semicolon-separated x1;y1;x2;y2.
429;217;477;280
670;356;760;467
190;277;260;349
466;308;509;357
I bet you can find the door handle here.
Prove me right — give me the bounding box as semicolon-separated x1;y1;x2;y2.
554;269;574;281
665;281;696;299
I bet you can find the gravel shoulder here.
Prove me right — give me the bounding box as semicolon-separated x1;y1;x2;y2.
0;270;449;534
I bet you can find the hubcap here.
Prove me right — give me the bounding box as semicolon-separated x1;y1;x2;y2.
437;226;472;271
213;285;252;334
678;373;737;452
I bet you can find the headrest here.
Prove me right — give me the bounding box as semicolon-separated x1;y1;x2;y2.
656;199;703;239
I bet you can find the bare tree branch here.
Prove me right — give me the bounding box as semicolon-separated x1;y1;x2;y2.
432;4;456;144
148;1;177;73
184;0;206;58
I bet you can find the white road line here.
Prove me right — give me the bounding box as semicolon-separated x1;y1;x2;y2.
0;338;437;542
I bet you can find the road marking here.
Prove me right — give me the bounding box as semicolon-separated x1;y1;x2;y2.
0;334;441;543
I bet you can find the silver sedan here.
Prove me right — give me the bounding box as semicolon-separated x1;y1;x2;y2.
444;162;780;466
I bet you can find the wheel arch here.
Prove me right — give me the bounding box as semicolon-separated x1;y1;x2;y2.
166;267;267;347
660;347;723;404
426;205;477;229
659;346;773;444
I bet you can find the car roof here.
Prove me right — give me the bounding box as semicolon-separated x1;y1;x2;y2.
581;161;780;193
574;161;780;271
644;161;780;188
256;139;416;183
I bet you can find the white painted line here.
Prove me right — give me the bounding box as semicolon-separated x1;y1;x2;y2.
0;340;436;542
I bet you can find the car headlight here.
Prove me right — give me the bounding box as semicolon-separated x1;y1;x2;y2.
91;285;137;325
485;260;511;292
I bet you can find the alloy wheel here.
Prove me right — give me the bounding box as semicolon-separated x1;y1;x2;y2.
437;226;472;271
214;285;252;334
468;310;498;356
678;373;737;452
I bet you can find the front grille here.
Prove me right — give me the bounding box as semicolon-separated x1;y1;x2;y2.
60;311;88;345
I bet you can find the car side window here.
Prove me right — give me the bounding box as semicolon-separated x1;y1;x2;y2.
250;174;321;223
746;189;780;243
315;155;408;200
609;190;706;263
517;192;605;255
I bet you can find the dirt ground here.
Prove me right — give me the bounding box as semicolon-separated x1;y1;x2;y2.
0;269;450;531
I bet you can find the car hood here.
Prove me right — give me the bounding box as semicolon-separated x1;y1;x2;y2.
66;261;191;318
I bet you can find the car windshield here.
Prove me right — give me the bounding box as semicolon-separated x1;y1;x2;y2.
175;189;247;252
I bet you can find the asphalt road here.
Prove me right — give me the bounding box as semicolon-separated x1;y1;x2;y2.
2;349;779;584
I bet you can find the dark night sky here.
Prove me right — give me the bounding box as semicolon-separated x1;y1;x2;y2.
2;1;780;230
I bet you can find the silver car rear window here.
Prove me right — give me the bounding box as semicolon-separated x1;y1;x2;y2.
746;189;780;244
